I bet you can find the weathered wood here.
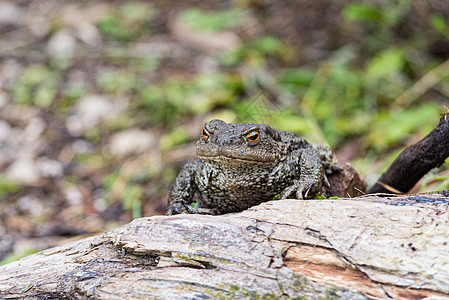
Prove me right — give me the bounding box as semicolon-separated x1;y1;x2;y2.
1;192;449;299
325;161;367;197
369;112;449;194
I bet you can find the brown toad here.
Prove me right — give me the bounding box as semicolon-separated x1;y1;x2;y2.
167;119;339;215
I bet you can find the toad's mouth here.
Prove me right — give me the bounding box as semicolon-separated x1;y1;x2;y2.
197;154;277;163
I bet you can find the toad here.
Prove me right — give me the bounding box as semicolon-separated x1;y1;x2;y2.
167;119;340;215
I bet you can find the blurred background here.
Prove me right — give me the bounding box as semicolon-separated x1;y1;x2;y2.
0;0;448;264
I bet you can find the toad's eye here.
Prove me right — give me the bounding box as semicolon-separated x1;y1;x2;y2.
245;131;260;146
201;127;210;141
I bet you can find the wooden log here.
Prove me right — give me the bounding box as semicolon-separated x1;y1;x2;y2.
1;192;449;299
369;112;449;194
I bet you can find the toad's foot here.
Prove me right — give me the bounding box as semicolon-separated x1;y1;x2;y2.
279;179;322;200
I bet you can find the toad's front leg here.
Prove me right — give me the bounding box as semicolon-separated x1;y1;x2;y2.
279;148;324;200
167;161;215;215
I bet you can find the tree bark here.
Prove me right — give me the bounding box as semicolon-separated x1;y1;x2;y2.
1;192;449;299
369;112;449;194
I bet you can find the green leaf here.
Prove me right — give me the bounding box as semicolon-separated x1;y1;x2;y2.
365;47;404;83
277;69;315;86
367;103;440;149
430;15;449;39
121;184;143;218
0;176;20;198
12;65;60;107
96;70;138;95
343;4;382;23
253;36;283;55
0;248;36;266
272;114;309;136
96;2;156;42
180;8;243;32
160;127;190;151
102;172;119;193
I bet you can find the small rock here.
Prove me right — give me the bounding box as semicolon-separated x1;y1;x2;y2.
59;2;110;26
23;117;46;144
64;186;83;205
47;29;76;57
28;16;49;38
109;129;156;158
71;139;93;154
0;92;7;108
0;120;11;142
17;195;47;216
131;41;187;62
170;15;241;52
66;94;128;136
76;22;101;45
93;196;107;212
92;188;107;212
0;2;21;25
36;156;63;178
0;60;22;88
0;105;39;127
6;152;39;185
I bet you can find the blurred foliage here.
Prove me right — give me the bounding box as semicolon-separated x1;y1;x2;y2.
366;103;440;150
12;65;60;107
342;1;412;53
419;173;449;193
343;2;408;28
160;127;190;151
97;2;157;42
105;47;160;72
431;15;449;39
0;248;37;266
180;8;243;32
96;69;141;95
102;165;152;219
222;35;295;66
0;176;20;198
136;73;242;128
121;184;143;219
